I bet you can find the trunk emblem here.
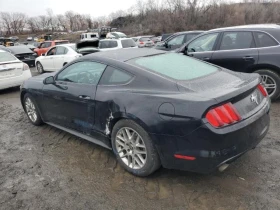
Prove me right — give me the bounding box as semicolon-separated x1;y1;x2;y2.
250;93;258;105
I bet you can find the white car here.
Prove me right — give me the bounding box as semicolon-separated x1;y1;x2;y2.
35;43;82;73
106;32;127;39
132;36;155;48
27;37;33;41
99;38;137;51
0;50;32;90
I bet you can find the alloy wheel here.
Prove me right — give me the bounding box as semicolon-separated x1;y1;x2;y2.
115;127;147;169
261;74;277;97
37;63;43;73
25;98;37;122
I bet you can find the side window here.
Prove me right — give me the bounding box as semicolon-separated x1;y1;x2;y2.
99;66;133;85
188;33;219;52
255;32;278;48
219;32;254;50
56;61;106;85
47;47;56;56
44;42;52;48
168;34;185;46
56;46;66;55
186;33;199;42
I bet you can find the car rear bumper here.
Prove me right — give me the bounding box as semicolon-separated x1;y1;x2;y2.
0;70;32;90
151;100;270;174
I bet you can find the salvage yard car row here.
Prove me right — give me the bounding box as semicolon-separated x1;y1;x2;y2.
0;23;277;176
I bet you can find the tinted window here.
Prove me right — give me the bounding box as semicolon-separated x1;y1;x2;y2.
47;47;56;56
43;42;52;48
167;34;185;45
90;34;97;38
99;41;118;49
220;32;254;50
56;46;66;55
255;32;278;47
121;39;136;48
0;52;17;62
128;53;218;80
99;66;133;85
188;33;219;52
56;61;106;85
55;41;69;45
186;33;199;42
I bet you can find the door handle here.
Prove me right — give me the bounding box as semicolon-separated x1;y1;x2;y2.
79;95;91;100
202;57;210;61
243;56;254;61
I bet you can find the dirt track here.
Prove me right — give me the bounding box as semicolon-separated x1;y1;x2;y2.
0;69;280;210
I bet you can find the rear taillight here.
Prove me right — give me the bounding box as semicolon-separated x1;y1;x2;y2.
206;103;241;128
139;42;144;44
23;63;29;71
257;84;268;97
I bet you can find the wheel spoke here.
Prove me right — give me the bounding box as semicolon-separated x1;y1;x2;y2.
125;128;132;139
135;149;146;155
116;139;125;147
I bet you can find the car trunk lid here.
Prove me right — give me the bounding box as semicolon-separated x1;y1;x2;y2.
177;70;266;120
0;61;23;78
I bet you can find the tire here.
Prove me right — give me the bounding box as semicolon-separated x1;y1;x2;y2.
111;119;161;176
36;62;44;74
23;93;43;126
255;69;280;101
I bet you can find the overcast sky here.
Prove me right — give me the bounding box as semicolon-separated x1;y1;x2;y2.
0;0;137;17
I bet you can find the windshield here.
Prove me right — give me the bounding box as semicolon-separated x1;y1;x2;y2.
0;52;17;62
127;53;218;80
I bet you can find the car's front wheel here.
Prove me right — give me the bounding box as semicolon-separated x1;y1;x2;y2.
255;69;280;101
36;62;44;74
111;119;161;176
24;94;43;126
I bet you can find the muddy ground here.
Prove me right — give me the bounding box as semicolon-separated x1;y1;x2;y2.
0;68;280;210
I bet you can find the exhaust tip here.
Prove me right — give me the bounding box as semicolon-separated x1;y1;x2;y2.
218;163;229;172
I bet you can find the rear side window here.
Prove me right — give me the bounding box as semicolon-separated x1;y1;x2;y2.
186;33;199;42
99;66;133;85
127;53;218;80
255;32;278;47
99;41;118;48
219;32;254;50
121;39;136;48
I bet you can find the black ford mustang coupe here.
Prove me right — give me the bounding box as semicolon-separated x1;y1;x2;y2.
20;49;270;176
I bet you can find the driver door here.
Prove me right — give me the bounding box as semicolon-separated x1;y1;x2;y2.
42;47;56;71
42;61;107;134
185;32;220;62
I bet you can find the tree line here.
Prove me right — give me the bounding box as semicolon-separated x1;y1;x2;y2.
1;0;280;36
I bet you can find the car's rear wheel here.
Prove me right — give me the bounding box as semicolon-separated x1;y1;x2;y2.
36;62;44;74
24;94;43;126
255;69;280;101
111;119;161;176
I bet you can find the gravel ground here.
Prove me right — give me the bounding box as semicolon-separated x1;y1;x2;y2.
0;68;280;210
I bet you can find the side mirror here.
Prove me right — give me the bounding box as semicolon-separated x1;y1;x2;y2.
164;42;168;48
44;76;55;85
41;53;45;56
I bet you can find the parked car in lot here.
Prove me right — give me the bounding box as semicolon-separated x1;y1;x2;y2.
155;31;204;51
106;32;127;39
6;46;37;66
132;36;154;48
178;24;280;101
35;44;82;73
34;40;69;56
0;50;32;90
76;38;137;55
27;37;33;41
80;32;99;40
20;49;270;176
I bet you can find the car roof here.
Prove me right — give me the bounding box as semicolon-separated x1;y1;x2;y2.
85;48;165;62
58;43;75;47
209;24;280;32
174;30;205;35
